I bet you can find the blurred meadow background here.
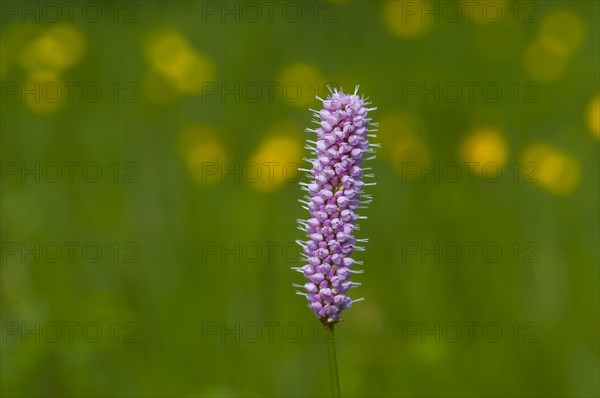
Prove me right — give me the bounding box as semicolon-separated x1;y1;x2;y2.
1;0;599;397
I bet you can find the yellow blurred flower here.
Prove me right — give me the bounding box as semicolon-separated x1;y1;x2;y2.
381;0;432;39
179;125;229;184
523;9;585;81
521;143;580;196
277;63;327;107
460;128;507;173
143;26;190;71
586;94;599;140
248;121;302;191
166;51;215;95
22;71;65;115
539;9;585;57
523;38;569;81
143;26;215;97
20;25;85;74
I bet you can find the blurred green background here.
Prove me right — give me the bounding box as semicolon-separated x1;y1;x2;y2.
1;0;599;397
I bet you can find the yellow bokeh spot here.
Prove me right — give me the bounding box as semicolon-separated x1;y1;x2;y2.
523;38;568;81
143;26;190;70
143;26;215;97
179;125;228;184
586;94;599;139
538;35;571;58
521;143;580;196
381;1;432;39
166;51;215;95
539;10;585;56
23;71;65;115
20;25;85;74
379;111;430;179
460;128;507;172
248;121;302;191
277;63;327;108
522;9;584;81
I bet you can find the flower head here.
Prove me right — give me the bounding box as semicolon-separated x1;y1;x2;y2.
294;87;377;325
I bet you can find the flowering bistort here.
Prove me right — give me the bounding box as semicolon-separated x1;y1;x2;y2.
294;86;378;326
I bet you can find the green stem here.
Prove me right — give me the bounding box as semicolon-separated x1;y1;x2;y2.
326;324;341;398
